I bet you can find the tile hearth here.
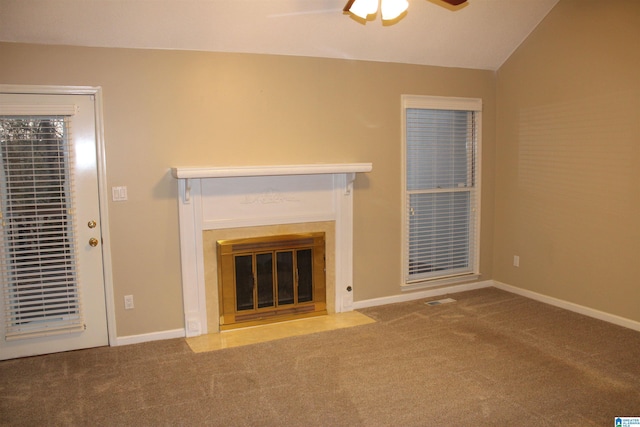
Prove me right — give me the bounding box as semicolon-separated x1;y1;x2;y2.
185;311;375;353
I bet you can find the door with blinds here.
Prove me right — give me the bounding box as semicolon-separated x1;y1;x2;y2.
0;92;108;360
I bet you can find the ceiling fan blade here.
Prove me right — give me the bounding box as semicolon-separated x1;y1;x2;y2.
344;0;467;15
343;0;356;12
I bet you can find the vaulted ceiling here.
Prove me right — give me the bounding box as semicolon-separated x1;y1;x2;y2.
0;0;559;70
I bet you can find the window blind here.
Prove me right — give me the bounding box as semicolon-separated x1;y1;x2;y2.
405;108;478;282
0;115;84;340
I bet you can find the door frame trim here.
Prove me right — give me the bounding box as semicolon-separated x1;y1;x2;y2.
0;84;117;346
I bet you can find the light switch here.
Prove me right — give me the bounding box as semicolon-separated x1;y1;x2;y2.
112;186;128;201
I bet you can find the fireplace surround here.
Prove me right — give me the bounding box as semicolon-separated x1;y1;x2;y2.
172;163;372;337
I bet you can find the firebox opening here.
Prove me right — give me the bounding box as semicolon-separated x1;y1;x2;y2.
217;232;327;330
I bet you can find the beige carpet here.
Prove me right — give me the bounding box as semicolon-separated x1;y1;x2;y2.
1;287;639;426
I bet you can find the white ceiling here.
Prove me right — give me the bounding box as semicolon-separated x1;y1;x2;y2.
0;0;559;70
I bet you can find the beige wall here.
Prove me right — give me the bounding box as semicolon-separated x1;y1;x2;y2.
495;0;640;321
0;43;496;337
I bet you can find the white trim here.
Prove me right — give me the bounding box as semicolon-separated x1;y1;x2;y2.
92;89;118;347
492;281;640;333
114;329;186;346
0;84;116;347
353;280;493;309
115;281;640;346
0;85;102;96
401;273;481;291
400;95;482;286
171;163;372;179
474;111;483;280
334;173;355;310
401;95;482;112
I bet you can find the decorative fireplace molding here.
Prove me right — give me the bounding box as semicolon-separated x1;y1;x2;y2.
171;163;372;337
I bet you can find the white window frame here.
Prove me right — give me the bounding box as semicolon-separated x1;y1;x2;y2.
401;95;482;290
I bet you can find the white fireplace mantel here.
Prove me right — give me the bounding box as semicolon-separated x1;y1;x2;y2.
171;163;373;179
172;163;372;337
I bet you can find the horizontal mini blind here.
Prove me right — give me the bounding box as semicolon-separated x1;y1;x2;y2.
0;115;84;340
406;108;477;282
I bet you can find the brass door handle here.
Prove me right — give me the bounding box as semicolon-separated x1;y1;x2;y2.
88;220;97;229
89;237;99;247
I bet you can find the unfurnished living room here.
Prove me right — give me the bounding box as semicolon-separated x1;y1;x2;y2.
0;0;639;425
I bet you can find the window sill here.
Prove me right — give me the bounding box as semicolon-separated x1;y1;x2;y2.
401;273;480;292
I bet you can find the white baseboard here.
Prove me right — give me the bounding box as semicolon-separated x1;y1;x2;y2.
112;280;640;346
114;328;186;346
352;280;493;310
492;280;640;333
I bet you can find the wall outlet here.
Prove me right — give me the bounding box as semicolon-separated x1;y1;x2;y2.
124;294;134;310
513;255;520;267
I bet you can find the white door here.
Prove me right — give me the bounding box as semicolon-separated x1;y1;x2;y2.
0;92;109;360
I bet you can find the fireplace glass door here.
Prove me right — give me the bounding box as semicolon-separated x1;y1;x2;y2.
218;233;326;330
234;249;312;311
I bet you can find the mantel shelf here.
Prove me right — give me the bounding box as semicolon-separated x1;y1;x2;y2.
171;163;372;179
